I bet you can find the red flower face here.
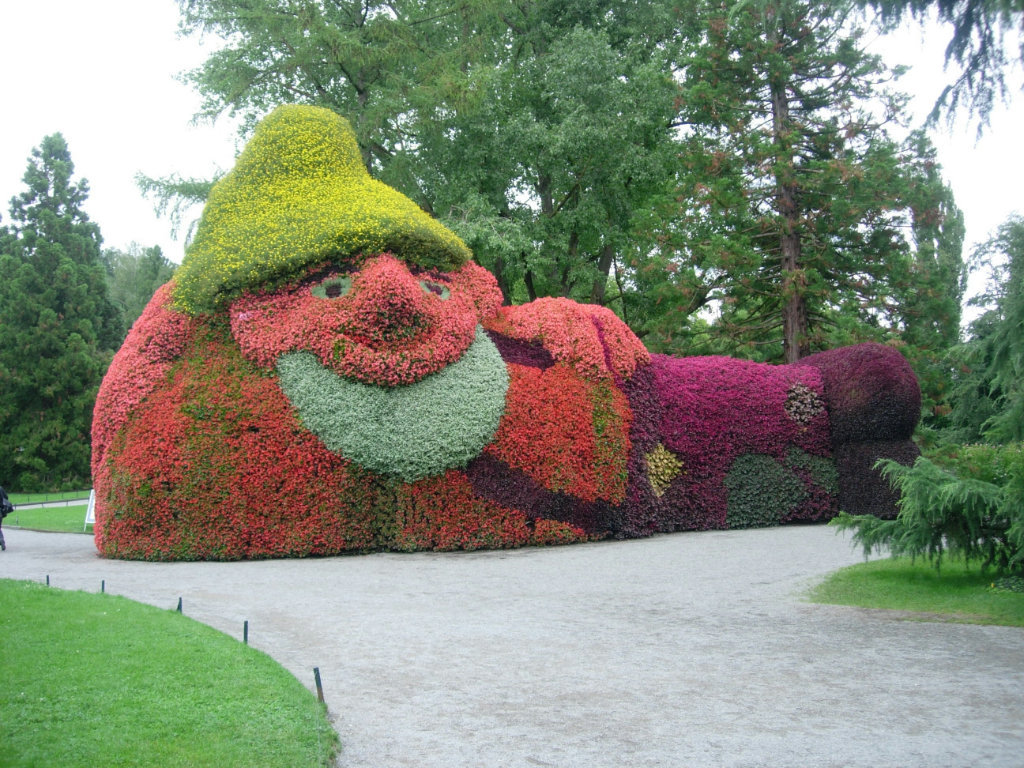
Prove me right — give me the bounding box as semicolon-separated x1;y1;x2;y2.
228;254;503;387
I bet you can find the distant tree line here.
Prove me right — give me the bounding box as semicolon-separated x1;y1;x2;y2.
160;0;969;387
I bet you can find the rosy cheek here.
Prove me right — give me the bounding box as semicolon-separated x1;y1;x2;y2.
229;289;309;370
445;262;504;321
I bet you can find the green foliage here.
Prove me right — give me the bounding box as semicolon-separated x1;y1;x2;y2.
932;215;1024;444
276;327;508;482
173;1;682;308
861;0;1024;130
0;579;339;766
974;216;1024;442
831;445;1024;575
136;172;219;242
640;0;965;363
425;18;681;307
169;0;967;375
101;243;176;334
0;134;123;491
725;454;807;529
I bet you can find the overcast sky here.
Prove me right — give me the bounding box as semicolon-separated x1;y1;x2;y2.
1;0;1021;294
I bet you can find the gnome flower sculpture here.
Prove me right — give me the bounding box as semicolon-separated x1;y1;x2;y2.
92;105;921;560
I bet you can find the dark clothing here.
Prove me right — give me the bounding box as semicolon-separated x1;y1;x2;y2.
0;486;10;550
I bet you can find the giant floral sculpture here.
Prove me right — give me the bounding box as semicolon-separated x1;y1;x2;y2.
92;105;920;560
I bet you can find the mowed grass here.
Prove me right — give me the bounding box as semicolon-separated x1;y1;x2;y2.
5;504;90;533
808;557;1024;627
8;490;90;504
0;579;339;767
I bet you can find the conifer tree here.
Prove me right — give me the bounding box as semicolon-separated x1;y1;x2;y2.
0;134;122;491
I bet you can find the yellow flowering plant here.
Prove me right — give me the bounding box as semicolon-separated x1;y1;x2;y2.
173;105;471;314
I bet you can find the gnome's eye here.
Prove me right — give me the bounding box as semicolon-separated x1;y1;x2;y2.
311;276;352;299
419;280;450;300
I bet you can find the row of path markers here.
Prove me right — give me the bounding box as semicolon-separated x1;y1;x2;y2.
40;574;327;704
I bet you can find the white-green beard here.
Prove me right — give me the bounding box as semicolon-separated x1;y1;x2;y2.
276;326;509;482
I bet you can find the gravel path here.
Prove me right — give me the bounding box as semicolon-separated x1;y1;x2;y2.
2;525;1022;767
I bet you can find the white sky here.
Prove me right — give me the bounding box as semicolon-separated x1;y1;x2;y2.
1;0;1021;288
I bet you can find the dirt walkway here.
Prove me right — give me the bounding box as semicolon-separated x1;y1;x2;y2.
2;525;1022;767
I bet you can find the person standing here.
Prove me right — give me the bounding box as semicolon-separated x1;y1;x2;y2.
0;485;12;551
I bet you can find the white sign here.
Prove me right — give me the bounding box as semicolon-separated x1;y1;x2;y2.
84;489;96;528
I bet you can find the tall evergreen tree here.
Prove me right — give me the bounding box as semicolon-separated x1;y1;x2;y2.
949;215;1024;442
630;0;964;363
0;134;123;491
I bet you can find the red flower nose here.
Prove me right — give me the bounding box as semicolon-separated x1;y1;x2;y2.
343;255;434;346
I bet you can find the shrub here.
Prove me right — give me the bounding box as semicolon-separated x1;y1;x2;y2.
832;443;1024;575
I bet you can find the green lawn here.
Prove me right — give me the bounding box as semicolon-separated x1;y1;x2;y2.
0;578;339;767
7;490;91;504
6;504;91;533
808;557;1024;627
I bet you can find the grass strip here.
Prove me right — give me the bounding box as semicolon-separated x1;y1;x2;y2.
807;557;1024;627
6;505;91;533
8;490;90;504
0;579;339;767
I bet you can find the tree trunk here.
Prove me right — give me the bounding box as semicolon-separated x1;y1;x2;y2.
769;15;809;363
590;243;615;305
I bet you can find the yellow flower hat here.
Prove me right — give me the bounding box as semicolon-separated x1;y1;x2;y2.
173;105;471;313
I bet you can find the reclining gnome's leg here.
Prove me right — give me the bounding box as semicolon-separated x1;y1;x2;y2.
797;343;922;519
644;353;838;531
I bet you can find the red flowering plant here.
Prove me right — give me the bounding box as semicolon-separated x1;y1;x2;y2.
230;254;500;387
485;298;650;382
91;283;200;468
484;363;632;504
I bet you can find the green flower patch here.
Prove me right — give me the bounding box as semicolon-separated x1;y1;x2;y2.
277;327;509;481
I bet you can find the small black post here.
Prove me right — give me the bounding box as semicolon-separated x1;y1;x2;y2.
243;620;249;645
313;667;324;703
46;575;50;586
101;580;105;594
176;597;182;613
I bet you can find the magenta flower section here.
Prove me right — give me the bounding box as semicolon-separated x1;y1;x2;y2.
798;342;921;445
651;354;832;529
